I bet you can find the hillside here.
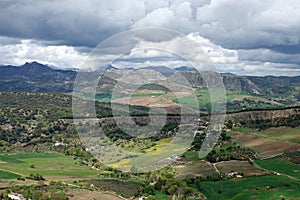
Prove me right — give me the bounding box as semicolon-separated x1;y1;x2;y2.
0;92;299;199
0;62;76;92
179;71;300;100
0;62;298;94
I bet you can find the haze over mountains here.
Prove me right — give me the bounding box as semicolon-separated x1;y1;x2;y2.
0;62;299;104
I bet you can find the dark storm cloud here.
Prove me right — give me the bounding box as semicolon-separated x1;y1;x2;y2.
271;44;300;55
238;49;300;65
0;0;299;75
0;0;146;47
1;0;299;50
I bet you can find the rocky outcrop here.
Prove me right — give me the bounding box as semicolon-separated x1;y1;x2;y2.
226;107;300;128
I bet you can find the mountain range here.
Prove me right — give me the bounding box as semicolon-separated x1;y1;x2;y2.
0;62;299;104
0;62;76;92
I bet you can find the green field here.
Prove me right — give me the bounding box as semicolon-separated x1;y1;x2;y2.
131;93;164;97
171;89;211;110
199;175;300;200
96;87;284;112
182;151;201;161
0;170;21;179
0;152;99;178
255;157;300;179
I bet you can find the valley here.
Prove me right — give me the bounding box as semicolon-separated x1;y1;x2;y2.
0;91;299;199
0;63;299;199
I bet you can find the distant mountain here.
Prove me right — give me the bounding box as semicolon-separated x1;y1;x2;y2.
0;62;299;103
0;62;76;92
141;66;176;75
139;65;197;74
178;71;300;100
174;66;197;71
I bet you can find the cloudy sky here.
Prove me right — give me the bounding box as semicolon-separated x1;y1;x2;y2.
0;0;300;76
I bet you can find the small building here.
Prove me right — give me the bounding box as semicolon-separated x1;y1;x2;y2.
227;171;238;177
54;141;65;146
8;193;25;200
226;171;243;178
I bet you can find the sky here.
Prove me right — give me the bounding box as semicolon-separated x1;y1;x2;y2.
0;0;300;76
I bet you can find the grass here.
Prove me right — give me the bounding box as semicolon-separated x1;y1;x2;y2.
230;128;256;135
182;151;201;161
199;175;300;200
171;89;212;110
170;88;279;111
0;152;61;163
172;94;202;110
117;138;155;153
96;89;165;103
255;156;300;179
108;159;131;169
0;170;21;179
106;138;176;171
0;152;99;178
153;191;168;199
145;138;172;153
131;93;164;97
97;88;283;113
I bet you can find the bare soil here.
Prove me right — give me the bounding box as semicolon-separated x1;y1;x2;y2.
233;133;300;158
67;189;123;200
215;160;270;176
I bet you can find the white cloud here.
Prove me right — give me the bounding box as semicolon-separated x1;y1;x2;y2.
134;7;175;27
195;0;300;49
183;34;300;76
0;37;86;68
0;0;300;75
123;48;177;60
1;0;299;50
144;0;169;13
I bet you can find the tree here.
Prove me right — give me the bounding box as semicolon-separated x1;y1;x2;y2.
226;120;233;129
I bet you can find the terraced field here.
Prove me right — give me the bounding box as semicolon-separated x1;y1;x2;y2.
232;127;300;158
259;127;300;143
